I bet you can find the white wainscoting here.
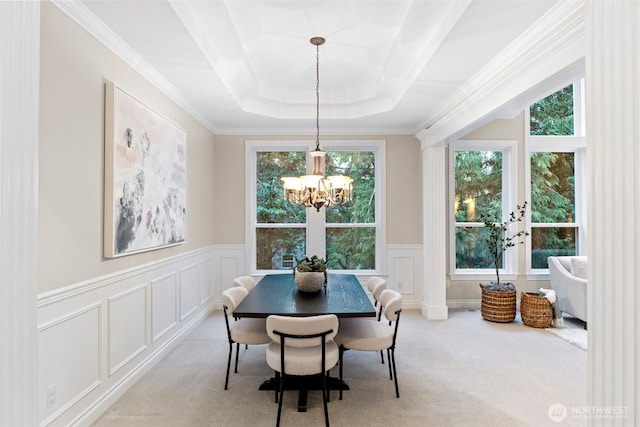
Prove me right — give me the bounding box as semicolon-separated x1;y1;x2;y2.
385;244;423;310
35;243;427;426
36;246;226;427
213;244;246;307
107;285;147;376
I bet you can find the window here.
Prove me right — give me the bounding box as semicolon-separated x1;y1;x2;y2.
450;140;517;278
526;80;586;272
529;84;575;136
255;150;306;270
248;140;385;274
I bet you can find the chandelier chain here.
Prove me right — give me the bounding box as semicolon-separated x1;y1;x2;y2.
315;41;320;150
280;36;353;212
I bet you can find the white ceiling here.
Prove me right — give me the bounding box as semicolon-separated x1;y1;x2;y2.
76;0;561;135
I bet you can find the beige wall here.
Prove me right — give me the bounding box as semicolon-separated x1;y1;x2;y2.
38;3;422;293
38;3;216;293
212;134;423;245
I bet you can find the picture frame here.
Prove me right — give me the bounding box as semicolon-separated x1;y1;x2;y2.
104;81;187;258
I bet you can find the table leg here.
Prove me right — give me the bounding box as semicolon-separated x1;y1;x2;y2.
297;388;308;412
258;374;349;412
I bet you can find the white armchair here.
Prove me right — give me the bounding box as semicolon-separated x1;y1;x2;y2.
547;256;587;323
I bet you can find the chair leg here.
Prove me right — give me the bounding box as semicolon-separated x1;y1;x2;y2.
224;342;233;390
274;371;279;403
390;348;399;398
322;371;330;427
234;342;240;373
380;349;385;364
276;374;285;427
339;347;344;400
387;348;393;380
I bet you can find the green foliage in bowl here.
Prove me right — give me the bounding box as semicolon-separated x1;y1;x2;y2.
293;255;328;285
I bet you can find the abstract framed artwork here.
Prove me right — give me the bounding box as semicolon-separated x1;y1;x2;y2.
104;82;187;258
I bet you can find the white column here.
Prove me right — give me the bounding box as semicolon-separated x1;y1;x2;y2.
586;1;639;424
416;131;448;320
0;2;40;427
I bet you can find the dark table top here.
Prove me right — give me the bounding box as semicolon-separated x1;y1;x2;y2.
233;273;376;319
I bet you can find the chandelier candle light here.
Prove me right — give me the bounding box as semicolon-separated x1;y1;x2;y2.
281;37;354;212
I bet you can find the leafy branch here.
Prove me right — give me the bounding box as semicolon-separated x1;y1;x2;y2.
479;202;529;285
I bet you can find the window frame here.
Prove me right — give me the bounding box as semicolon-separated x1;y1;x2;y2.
448;139;519;281
524;78;587;278
246;140;386;276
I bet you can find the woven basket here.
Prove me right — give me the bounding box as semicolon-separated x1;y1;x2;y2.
479;284;516;323
520;292;553;328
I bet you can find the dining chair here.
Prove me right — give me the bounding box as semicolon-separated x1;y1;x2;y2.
222;287;271;390
266;314;339;427
366;277;386;320
232;275;256;292
335;289;403;399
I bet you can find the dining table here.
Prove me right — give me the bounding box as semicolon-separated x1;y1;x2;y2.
233;272;376;319
233;273;376;411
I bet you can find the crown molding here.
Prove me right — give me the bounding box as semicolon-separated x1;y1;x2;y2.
417;0;586;146
51;0;219;134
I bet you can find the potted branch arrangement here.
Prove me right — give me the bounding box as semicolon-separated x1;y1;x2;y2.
478;202;529;323
293;255;328;293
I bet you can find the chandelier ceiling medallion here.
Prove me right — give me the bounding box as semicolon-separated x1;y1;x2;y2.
281;37;354;212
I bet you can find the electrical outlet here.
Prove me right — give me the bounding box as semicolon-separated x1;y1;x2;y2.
47;383;56;408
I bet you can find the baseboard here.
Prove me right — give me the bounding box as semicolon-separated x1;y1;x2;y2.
37;246;224;427
72;303;214;427
422;303;448;320
447;299;482;310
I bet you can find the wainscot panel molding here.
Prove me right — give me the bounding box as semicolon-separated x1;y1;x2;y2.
386;244;423;310
151;273;178;343
209;245;424;311
212;244;246;309
37;246;215;427
107;285;147;377
179;264;200;321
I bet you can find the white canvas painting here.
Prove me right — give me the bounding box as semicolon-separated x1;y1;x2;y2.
104;82;187;257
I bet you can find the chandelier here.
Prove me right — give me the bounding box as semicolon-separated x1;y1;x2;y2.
281;37;354;212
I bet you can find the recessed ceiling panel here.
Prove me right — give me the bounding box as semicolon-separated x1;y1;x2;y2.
78;0;562;133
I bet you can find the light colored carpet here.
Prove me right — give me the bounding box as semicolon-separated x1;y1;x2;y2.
93;309;587;427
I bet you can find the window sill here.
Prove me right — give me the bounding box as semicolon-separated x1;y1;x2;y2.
449;273;519;282
526;273;550;281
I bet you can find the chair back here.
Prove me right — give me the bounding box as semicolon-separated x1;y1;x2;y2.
233;275;256;292
379;289;403;322
266;314;338;348
222;286;249;316
367;277;386;298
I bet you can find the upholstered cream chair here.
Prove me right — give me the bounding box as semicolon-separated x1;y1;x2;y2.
222;287;271;390
335;289;403;399
232;275;257;292
266;314;339;427
366;277;386;318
